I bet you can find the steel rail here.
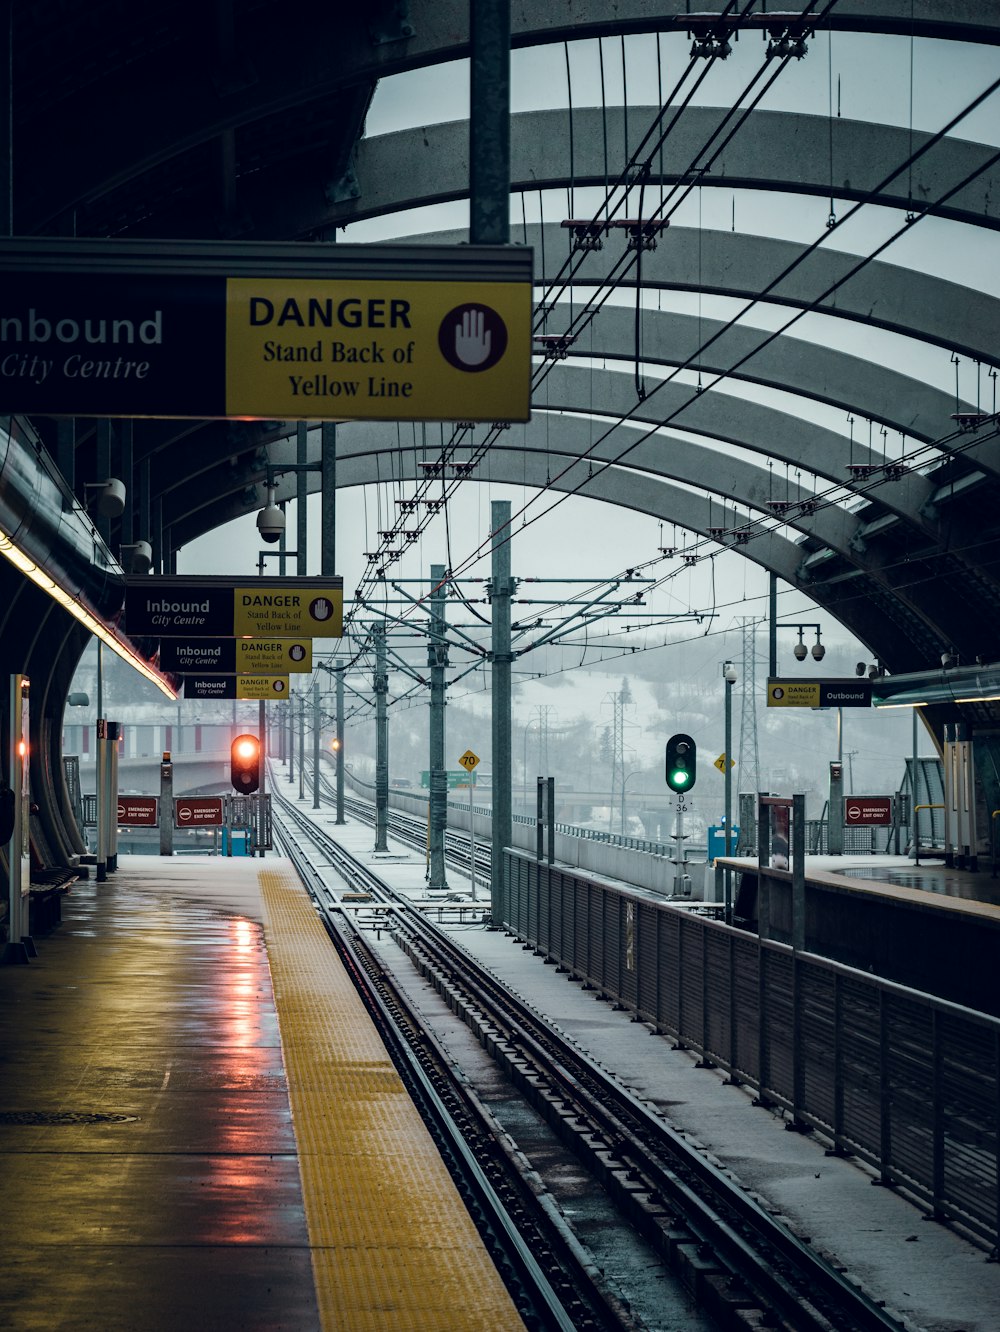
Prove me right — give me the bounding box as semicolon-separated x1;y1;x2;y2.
270;797;584;1332
274;787;911;1332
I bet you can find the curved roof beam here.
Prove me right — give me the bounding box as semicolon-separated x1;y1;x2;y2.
540;304;971;448
419;223;1000;367
166;445;945;667
164;415;985;655
532;364;941;527
24;3;1000;232
325;110;1000;233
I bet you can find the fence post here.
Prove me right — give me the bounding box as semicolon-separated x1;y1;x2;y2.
878;988;893;1185
932;1008;944;1219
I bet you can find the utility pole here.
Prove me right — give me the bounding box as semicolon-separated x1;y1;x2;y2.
490;499;513;918
373;626;389;852
427;563;449;891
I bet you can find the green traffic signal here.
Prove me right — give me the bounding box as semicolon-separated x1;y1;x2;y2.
665;732;697;793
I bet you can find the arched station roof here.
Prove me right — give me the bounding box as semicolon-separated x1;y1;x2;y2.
3;1;1000;865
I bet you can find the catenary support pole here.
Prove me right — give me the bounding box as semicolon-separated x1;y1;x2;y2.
312;676;320;810
287;696;295;784
373;626;389;852
298;692;305;801
490;500;513;918
335;667;345;825
427;565;449;891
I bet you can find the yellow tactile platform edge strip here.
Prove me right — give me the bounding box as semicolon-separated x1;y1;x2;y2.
258;867;524;1332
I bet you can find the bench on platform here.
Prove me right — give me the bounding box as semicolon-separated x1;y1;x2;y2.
28;869;79;934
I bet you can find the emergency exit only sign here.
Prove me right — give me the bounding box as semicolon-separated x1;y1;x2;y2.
844;796;893;826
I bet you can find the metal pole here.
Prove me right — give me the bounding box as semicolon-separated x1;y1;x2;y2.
298;692;305;801
373;626;389;851
120;420;133;546
490;500;512;917
724;671;733;857
911;703;919;857
258;697;266;857
427;564;449;890
792;792;806;952
469;0;510;246
287;697;295;784
107;722;119;873
296;421;308;576
95;716;107;884
768;572;777;678
321;421;336;577
159;752;173;858
312;676;321;810
468;780;476;901
0;0;12;238
724;664;734;923
546;776;555;866
335;667;345;824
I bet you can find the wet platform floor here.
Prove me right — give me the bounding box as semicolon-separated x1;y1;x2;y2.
0;860;319;1332
0;854;524;1332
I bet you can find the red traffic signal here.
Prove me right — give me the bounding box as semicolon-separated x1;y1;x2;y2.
231;733;261;793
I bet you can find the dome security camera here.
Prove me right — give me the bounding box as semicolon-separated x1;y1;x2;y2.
855;662;866;676
811;642;826;661
723;663;737;683
256;503;286;544
792;641;808;661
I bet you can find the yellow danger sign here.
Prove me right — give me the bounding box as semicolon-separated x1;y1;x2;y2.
236;676;290;700
225;278;531;421
458;749;480;772
768;680;821;708
714;753;735;773
233;586;342;637
235;639;312;673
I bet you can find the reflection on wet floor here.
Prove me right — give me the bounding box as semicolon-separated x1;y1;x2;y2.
837;864;1000;905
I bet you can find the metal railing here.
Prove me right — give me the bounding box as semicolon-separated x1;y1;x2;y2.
502;849;1000;1256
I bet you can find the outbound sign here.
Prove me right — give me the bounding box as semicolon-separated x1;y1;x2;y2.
125;576;342;638
0;238;532;421
159;638;312;674
767;678;872;709
181;675;289;700
844;796;893;826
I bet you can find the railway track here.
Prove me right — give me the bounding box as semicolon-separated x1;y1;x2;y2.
272;782;909;1332
309;760;493;885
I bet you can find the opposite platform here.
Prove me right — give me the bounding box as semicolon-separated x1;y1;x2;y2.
0;855;522;1332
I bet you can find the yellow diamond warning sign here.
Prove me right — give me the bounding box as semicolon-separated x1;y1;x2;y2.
458;749;480;772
